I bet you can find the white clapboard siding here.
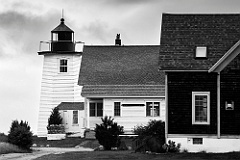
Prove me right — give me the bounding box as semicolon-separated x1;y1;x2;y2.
37;54;84;137
88;98;165;133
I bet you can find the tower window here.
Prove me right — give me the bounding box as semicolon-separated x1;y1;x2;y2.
196;47;207;58
60;59;67;72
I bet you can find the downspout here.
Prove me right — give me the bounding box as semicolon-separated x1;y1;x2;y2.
165;73;168;142
217;73;221;139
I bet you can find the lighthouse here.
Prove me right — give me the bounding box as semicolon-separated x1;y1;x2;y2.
37;18;84;137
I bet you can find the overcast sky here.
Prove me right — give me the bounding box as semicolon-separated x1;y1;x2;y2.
1;0;240;135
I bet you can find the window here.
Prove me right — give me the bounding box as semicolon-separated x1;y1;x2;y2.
193;138;203;145
114;102;121;116
146;102;160;117
60;59;67;72
90;102;103;117
53;33;58;41
192;92;210;125
196;47;207;58
73;111;78;124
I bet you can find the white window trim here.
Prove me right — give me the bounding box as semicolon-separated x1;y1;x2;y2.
146;101;160;117
192;92;210;125
57;57;70;74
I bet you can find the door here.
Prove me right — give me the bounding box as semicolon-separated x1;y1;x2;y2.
63;111;69;129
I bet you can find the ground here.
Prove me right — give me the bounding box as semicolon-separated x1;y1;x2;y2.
2;136;240;160
0;147;93;160
35;151;240;160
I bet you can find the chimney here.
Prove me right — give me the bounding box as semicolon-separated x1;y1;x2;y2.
115;34;121;46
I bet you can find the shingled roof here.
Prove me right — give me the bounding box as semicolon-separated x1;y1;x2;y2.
57;102;84;110
79;45;165;97
81;85;165;97
159;13;240;71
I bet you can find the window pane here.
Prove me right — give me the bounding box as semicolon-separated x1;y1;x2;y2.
73;111;78;124
97;103;103;117
146;102;160;117
154;102;160;116
60;59;68;72
195;95;208;122
196;47;207;58
114;102;121;116
146;102;151;116
90;103;96;117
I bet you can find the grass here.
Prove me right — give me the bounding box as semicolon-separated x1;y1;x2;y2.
0;133;7;142
0;134;31;154
0;142;29;154
34;151;240;160
32;136;87;148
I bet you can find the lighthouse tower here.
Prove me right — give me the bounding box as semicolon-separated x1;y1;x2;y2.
37;18;84;136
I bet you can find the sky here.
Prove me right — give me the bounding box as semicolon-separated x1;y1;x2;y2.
1;0;240;135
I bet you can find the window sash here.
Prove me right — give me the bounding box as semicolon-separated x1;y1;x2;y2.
73;111;78;124
114;102;121;116
89;102;103;117
97;103;103;117
90;103;96;117
146;102;160;117
192;92;210;125
60;59;68;72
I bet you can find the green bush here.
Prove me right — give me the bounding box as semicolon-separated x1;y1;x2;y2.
95;116;124;150
48;107;63;126
8;120;33;150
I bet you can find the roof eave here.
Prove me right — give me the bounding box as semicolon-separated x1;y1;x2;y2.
209;40;240;73
162;70;208;72
81;95;165;98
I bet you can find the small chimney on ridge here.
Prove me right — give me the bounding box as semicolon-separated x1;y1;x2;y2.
115;34;121;46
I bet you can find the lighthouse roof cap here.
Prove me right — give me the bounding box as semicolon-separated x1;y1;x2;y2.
51;18;74;33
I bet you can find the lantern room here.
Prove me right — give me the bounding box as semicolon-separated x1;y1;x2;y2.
51;18;75;52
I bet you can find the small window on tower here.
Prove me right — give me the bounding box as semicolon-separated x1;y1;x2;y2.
196;47;207;58
60;59;67;72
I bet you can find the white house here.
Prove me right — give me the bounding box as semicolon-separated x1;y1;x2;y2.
79;38;166;133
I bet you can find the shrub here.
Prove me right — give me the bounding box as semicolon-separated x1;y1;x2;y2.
164;140;181;153
95;116;124;150
48;107;63;126
133;120;166;153
134;120;165;144
0;132;7;142
8;120;33;150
